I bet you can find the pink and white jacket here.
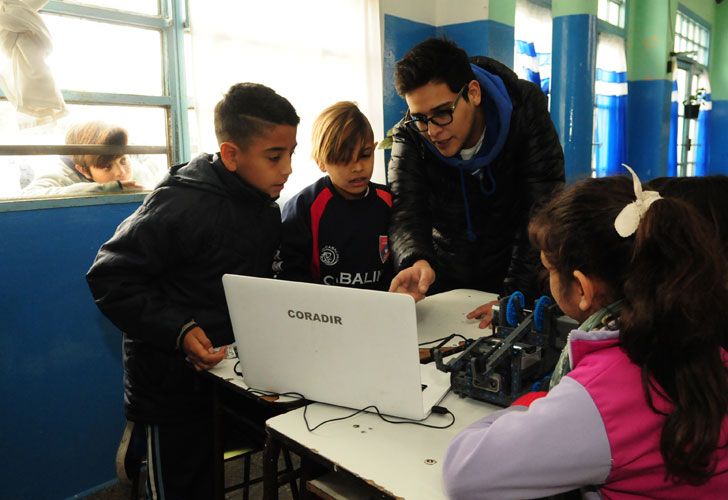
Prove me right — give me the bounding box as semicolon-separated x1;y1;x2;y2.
443;329;728;499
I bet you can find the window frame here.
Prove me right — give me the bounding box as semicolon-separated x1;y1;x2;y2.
597;0;626;31
0;0;189;209
673;5;710;178
591;5;627;177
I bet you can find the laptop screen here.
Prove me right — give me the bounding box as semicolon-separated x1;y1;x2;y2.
222;274;450;419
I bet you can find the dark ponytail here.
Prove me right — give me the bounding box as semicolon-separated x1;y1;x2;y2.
529;176;728;485
621;198;728;484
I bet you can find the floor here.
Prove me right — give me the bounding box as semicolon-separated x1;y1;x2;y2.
85;450;297;500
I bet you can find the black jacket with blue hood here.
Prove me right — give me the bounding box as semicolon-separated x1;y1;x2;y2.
87;153;281;423
388;57;565;300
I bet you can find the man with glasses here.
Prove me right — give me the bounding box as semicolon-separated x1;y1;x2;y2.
388;38;564;326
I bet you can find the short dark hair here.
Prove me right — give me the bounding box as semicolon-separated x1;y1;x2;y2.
214;83;300;148
394;38;475;96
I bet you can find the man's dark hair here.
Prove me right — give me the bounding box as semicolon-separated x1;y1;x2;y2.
394;38;475;96
214;83;300;148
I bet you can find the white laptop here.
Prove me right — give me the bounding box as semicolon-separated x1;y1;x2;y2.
222;274;451;420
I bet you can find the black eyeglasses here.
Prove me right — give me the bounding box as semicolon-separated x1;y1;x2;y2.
404;85;468;133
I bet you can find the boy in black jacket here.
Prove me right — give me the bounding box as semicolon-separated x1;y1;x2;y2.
86;83;298;499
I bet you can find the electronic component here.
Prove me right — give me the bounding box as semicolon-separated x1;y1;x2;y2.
433;293;578;407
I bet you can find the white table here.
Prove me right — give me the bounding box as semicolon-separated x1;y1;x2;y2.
263;289;501;499
205;359;306;499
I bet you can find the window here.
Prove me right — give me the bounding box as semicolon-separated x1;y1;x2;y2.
1;0;385;204
674;10;710;66
184;0;384;206
514;0;552;98
592;29;627;177
0;0;182;202
598;0;625;29
671;10;711;177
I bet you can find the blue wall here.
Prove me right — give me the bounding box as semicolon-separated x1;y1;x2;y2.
710;100;728;175
0;202;140;499
383;14;436;132
438;20;515;69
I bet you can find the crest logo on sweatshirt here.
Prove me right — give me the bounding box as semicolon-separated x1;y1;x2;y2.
320;245;339;266
379;235;390;264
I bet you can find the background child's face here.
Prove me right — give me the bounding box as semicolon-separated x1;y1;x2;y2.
226;125;297;198
80;155;132;184
320;141;376;200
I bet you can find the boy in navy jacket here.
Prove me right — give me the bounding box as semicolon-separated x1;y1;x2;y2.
278;101;392;290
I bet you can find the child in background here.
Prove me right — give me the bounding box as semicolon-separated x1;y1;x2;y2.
278;101;392;290
443;168;728;499
87;83;298;499
22;121;144;197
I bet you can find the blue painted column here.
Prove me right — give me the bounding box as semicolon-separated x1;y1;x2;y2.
550;0;598;182
624;0;675;180
709;2;728;174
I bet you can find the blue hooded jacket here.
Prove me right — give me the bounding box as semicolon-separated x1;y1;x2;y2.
422;64;513;240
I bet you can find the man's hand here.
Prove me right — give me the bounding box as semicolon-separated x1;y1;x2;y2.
182;326;226;371
466;299;499;329
388;259;436;302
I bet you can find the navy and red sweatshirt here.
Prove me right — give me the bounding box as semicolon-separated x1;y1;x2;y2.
278;175;393;291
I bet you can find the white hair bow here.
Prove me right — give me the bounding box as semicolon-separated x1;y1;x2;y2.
614;164;663;238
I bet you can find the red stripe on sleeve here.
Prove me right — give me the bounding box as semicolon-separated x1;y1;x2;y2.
309;188;334;279
375;188;392;207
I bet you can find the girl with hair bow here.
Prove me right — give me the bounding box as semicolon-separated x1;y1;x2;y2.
443;166;728;499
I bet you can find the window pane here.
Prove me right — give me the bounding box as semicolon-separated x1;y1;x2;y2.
1;153;167;200
186;0;387;198
62;0;159;16
0;102;169;199
598;0;608;20
0;102;168;145
42;14;163;95
608;2;619;26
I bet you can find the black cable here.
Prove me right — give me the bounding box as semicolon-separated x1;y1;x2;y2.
231;359;456;431
244;387;306;401
418;334;469;346
303;402;455;432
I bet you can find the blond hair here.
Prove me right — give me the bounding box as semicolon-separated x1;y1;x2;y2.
311;102;373;165
65;121;128;174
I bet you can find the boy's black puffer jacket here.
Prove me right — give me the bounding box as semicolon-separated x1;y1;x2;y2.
87;154;281;423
